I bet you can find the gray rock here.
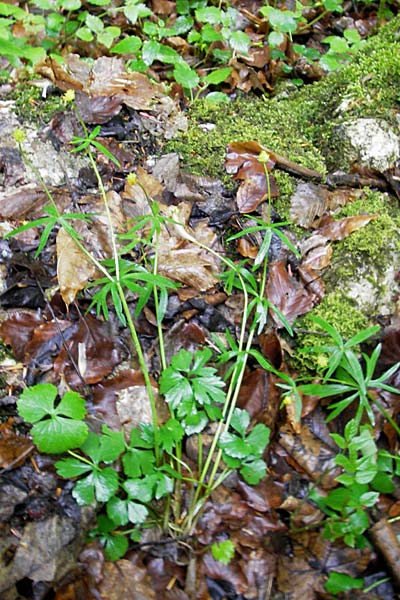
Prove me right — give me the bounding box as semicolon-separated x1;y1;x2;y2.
338;118;400;172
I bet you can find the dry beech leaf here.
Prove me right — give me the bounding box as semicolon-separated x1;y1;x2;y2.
266;261;316;325
157;204;221;291
316;214;378;241
225;141;278;213
56;228;98;306
53;315;122;385
0;419;33;469
36;55;163;110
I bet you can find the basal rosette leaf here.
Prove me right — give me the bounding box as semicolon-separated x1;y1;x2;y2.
32;417;88;453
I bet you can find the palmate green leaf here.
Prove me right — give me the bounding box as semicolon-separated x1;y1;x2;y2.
211;539;235;565
123;448;155;477
73;468;119;504
17;384;88;453
32;417;88;453
55;457;93;478
17;384;58;423
158;418;184;453
240;458;267;485
107;497;148;526
79;428;125;464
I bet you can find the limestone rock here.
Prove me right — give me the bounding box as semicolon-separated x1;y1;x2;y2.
338;118;400;172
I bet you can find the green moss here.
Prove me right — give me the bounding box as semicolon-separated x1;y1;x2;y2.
10;82;65;125
168;16;400;178
166;94;327;187
326;190;400;283
293;292;370;375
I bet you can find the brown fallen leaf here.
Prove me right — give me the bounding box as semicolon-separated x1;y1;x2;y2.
0;418;33;469
36;55;163;110
98;558;156;600
53;315;122;386
225;141;278;213
56;228;98;306
316;214;378;241
266;261;317;326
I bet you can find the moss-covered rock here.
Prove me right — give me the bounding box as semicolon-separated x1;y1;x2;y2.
166;16;400;373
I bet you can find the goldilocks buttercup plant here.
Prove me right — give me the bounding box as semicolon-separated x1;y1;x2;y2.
11;99;293;558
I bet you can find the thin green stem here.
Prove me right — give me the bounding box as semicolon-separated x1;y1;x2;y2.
117;283;160;461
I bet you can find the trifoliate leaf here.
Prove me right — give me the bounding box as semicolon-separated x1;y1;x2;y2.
107;497;148;526
159;419;184;453
124;478;155;503
73;468;119;504
219;432;249;459
154;473;173;499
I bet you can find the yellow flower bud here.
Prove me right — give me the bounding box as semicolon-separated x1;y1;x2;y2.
63;89;75;103
13;129;26;143
127;172;137;185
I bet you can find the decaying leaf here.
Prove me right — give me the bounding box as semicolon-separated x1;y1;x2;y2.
157;203;221;291
316;214;378;241
98;559;156;600
278;424;340;489
0;419;33;469
36;55;163;110
56;228;98;306
266;261;317;326
289;183;364;228
225;141;278;213
53;315;122;385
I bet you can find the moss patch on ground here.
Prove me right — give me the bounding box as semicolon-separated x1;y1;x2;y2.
167;15;400;184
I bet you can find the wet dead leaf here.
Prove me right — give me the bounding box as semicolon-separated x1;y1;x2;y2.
278;424;340;489
266;261;316;326
157;204;221;291
53;315;122;385
225;141;278;213
36;55;163;110
98;559;156;600
0;419;33;469
316;214;377;241
56;228;98;306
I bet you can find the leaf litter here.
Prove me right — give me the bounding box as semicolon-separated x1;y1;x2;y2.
1;9;400;599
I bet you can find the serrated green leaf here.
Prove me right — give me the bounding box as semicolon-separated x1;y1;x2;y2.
98;425;125;463
107;496;129;525
246;423;270;455
211;539;235;564
230;408;250;437
56;390;87;420
173;61;200;89
73;475;96;505
123;448;155;477
55;457;93;478
124;478;154;502
219;432;249;459
159;418;184;453
31;417;88;453
229;31;250;54
240;458;267;484
17;384;58;423
195;6;222;24
103;533;129;561
93;468;120;501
